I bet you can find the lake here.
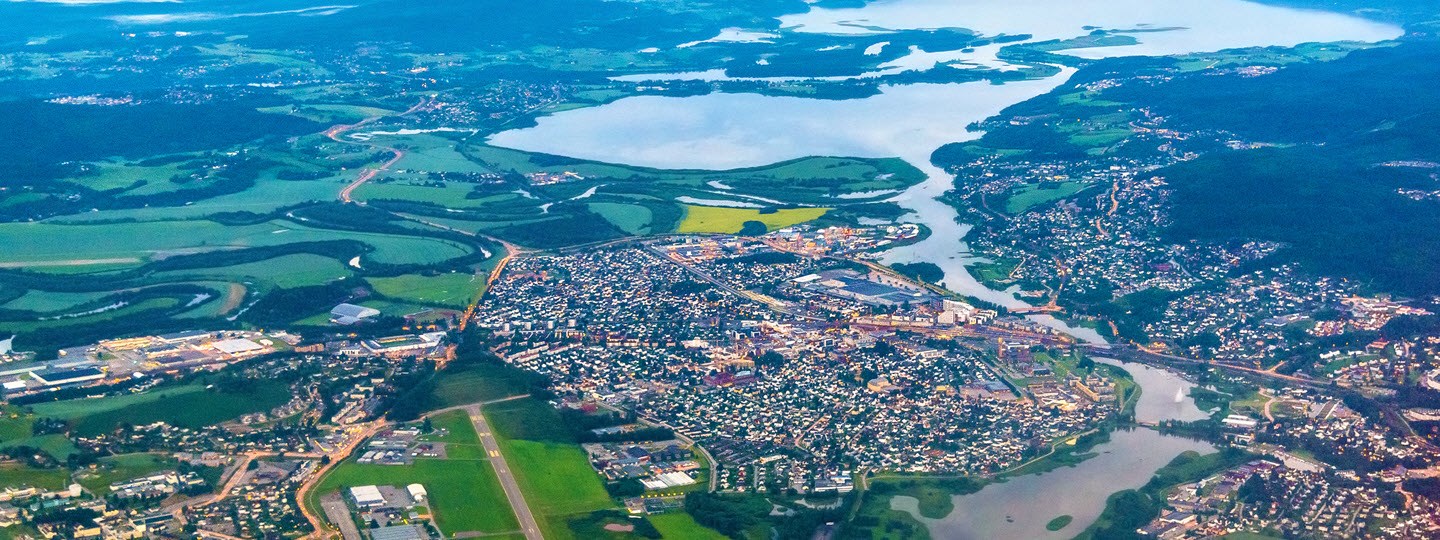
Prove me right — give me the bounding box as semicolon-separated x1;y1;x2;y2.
488;0;1397;320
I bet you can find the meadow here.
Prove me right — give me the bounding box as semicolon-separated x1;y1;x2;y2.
648;513;728;539
309;459;518;535
367;273;486;310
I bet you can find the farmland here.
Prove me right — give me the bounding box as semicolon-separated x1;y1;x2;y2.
676;206;829;234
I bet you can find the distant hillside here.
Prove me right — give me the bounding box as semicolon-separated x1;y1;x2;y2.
1138;42;1440;295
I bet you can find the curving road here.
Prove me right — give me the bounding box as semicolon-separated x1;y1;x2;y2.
326;97;432;204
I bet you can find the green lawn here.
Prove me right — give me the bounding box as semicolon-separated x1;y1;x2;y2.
424;410;486;461
430;363;541;409
1;290;119;314
0;434;79;460
675;206;828;234
484;398;616;540
309;408;517;536
0;409;35;443
0;219;471;267
1003;182;1093;214
588;202;653;235
0;463;70;491
650;513;727;540
155;253;351;289
309;459;518;536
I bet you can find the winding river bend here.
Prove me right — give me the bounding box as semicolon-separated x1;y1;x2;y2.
889;356;1214;539
484;1;1399;536
487;0;1397;339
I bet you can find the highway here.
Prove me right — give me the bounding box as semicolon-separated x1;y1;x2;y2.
464;404;543;540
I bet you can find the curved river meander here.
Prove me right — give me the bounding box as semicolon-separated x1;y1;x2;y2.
486;1;1399;535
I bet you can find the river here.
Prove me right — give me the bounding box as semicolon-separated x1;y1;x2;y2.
891;429;1213;540
486;1;1396;341
483;5;1395;536
887;356;1215;539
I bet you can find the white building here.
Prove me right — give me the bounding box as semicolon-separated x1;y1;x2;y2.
350;485;386;508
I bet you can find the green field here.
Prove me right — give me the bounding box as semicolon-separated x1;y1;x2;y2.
430;363;542;409
424;410;486;460
309;407;518;536
310;459;517;535
0;434;79;460
675;206;829;234
2;290;126;314
30;382;294;437
0;219;470;267
587;202;653;235
650;513;728;539
155;253;352;290
368;272;485;309
0;463;70;491
484;398;616;540
1003;182;1093;214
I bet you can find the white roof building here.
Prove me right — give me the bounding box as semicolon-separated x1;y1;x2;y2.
350;485;385;508
406;483;427;503
332;303;381;325
212;338;265;356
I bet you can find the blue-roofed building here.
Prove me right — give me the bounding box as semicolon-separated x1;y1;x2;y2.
31;367;104;387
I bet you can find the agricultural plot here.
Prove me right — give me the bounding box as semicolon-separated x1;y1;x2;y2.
675;206;829;234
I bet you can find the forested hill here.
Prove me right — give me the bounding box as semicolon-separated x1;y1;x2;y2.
1138;42;1440;296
